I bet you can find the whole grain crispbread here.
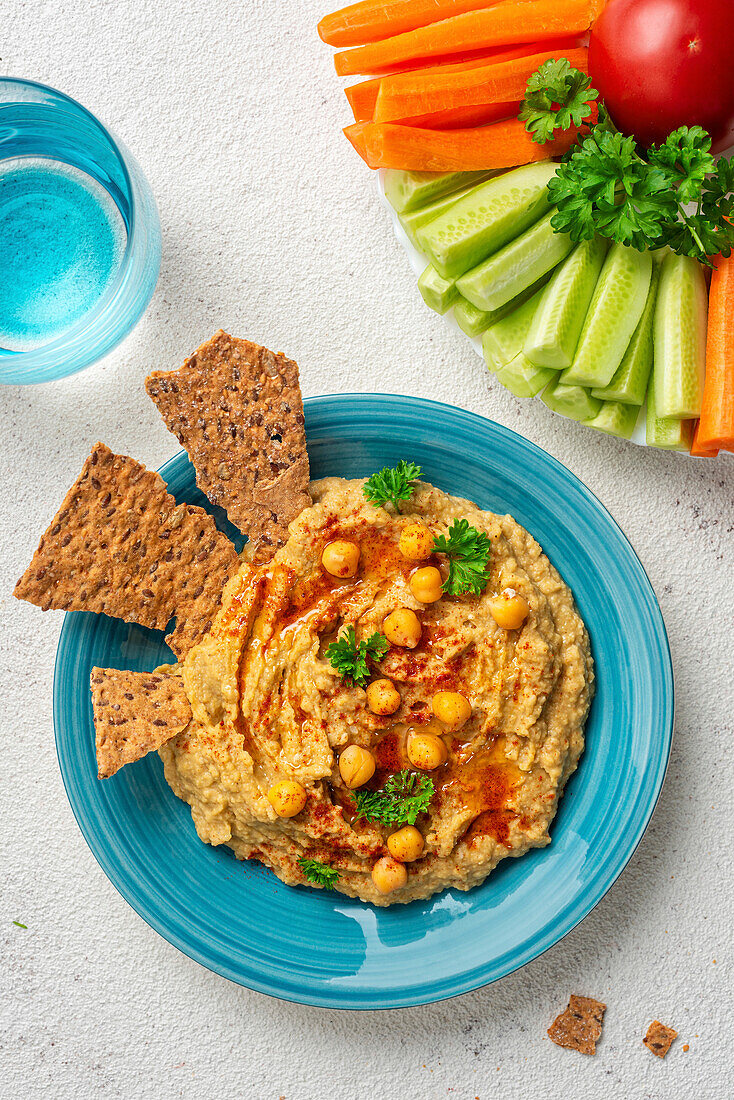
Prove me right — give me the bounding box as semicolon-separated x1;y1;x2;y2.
547;994;607;1056
14;442;240;658
144;331;311;561
643;1020;678;1059
91;667;191;778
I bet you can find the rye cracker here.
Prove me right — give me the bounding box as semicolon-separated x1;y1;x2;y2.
14;443;239;657
643;1020;678;1059
91;667;191;778
547;994;607;1055
145;331;311;560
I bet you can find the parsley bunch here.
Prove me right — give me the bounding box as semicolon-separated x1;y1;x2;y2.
363;460;422;510
549;126;734;264
520;58;734;266
432;519;491;596
353;771;434;826
325;626;388;687
297;857;340;889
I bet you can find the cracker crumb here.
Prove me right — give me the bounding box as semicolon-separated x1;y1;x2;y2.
548;994;606;1055
643;1020;678;1059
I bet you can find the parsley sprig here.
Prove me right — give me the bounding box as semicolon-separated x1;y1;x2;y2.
432;519;491;596
297;857;340;889
353;771;434;827
326;626;389;687
363;461;422;511
519;58;598;145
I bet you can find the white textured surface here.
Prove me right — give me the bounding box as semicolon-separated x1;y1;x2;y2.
1;3;732;1097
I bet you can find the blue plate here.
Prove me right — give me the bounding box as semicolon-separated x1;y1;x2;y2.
54;395;673;1009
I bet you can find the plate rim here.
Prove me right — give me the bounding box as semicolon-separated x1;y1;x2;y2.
53;392;674;1009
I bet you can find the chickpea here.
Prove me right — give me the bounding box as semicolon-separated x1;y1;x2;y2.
267;780;307;818
490;588;530;630
366;678;401;716
399;522;434;561
321;539;360;578
387;825;424;863
407;731;448;771
409;565;444;604
432;690;472;732
339;745;376;789
383;607;422;648
371;855;408;895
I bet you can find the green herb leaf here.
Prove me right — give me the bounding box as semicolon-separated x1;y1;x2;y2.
517;50;734;264
12;921;27;929
297;858;340;889
353;770;434;827
547;118;734;263
362;460;422;510
519;58;598;145
431;519;491;596
647;126;716;206
325;626;389;687
549;130;676;250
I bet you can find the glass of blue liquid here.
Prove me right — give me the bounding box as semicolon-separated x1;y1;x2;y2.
0;78;161;384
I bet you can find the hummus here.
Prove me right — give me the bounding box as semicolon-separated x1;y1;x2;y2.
160;478;594;906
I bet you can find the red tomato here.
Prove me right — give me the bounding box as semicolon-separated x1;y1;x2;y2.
589;0;734;151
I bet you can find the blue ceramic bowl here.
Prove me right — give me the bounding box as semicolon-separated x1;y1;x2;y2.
53;395;673;1008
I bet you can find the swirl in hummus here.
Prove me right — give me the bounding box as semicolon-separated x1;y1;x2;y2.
161;477;594;906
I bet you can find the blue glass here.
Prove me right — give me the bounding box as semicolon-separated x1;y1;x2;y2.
0;79;160;383
53;396;674;1008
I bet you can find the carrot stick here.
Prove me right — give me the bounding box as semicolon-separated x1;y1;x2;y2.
696;254;734;451
319;0;513;48
334;0;596;76
346;78;382;122
344;123;380;167
399;100;521;128
374;46;588;122
344;37;582;121
343;117;580;170
689;421;719;457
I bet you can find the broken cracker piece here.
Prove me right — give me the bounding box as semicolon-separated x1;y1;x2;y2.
250;452;311;556
91;667;192;779
145;331;310;560
547;994;607;1056
643;1020;678;1059
14;442;239;658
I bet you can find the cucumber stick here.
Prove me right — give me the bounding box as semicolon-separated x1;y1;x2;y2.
652;252;708;419
523;237;607;369
646;371;693;450
417;162;557;280
482;287;546;371
384;169;495;214
583;401;640;439
561;243;653;389
496;355;556;398
591;259;660;405
454;296;495;338
457;211;574;312
453;273;551;338
417;265;458;315
399;184;478;250
542;380;602;421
